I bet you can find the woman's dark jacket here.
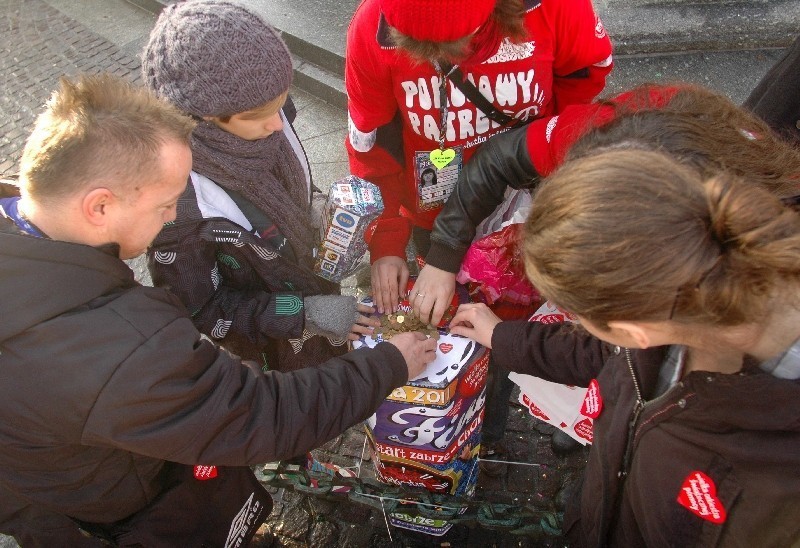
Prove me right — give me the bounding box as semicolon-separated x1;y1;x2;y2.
492;320;800;547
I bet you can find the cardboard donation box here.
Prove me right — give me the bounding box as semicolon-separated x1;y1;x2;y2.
314;175;383;282
353;283;489;536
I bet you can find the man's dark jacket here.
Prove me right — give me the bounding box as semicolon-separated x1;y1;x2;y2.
0;202;407;533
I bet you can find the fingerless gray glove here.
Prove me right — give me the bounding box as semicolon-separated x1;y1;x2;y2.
303;295;360;338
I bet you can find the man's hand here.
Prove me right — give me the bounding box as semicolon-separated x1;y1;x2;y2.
347;303;381;341
370;256;409;314
387;331;437;380
409;264;456;326
449;303;502;348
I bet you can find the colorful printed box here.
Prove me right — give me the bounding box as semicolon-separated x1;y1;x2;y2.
353;282;489;535
314;176;383;282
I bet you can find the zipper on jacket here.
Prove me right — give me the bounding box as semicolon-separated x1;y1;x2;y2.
618;348;686;478
618;349;645;479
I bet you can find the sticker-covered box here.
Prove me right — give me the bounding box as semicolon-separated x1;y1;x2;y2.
314;176;383;282
353;284;489;503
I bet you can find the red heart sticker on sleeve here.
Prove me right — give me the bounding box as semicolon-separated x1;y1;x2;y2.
677;471;727;524
193;465;218;480
537;313;566;325
580;379;603;419
439;343;453;354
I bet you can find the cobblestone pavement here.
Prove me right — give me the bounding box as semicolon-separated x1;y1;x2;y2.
0;2;585;546
0;0;144;177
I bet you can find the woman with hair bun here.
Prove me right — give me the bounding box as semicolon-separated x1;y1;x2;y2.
414;83;800;325
450;149;800;546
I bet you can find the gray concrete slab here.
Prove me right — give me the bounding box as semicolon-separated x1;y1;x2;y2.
607;48;785;104
45;0;156;57
0;0;149;175
595;0;800;54
244;0;356;60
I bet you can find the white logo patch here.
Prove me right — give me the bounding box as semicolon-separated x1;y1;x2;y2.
213;228;242;243
225;493;264;548
545;116;559;144
326;336;348;347
249;244;278;261
289;329;316;353
211;264;220;290
211;319;233;339
484;38;535;64
595;14;607;39
153;251;177;265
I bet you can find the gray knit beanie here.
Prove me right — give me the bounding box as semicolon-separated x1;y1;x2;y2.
142;0;293;117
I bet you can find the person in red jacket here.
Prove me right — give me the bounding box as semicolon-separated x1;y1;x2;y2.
345;0;613;314
449;148;800;546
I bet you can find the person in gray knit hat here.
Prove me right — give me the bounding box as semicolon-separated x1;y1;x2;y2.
142;0;379;373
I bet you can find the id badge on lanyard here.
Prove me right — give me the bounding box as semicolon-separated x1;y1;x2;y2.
415;147;463;212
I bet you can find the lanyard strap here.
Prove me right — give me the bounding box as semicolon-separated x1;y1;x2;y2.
438;61;515;126
433;61;458;151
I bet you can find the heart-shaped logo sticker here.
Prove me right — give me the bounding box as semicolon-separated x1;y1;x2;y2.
439;343;453;354
430;148;456;169
677;471;727;524
580;379;603;419
573;418;593;443
193;465;218;480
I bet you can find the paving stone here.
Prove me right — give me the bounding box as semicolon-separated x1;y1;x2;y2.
533;467;565;504
305;496;338;518
320;436;342;453
339;426;370;458
268;504;311;541
334;499;375;525
337;522;376;547
308;520;339;546
0;0;143;175
251;524;278;547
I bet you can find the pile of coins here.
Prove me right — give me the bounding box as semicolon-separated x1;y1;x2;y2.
372;312;440;340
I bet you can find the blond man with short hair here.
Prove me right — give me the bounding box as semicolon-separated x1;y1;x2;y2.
0;73;434;546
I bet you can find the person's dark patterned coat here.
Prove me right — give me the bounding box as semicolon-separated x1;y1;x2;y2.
148;171;347;372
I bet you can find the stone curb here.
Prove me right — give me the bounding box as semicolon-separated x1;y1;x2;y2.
129;0;797;108
598;0;799;56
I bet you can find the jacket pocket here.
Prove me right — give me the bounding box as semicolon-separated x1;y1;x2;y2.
669;457;741;548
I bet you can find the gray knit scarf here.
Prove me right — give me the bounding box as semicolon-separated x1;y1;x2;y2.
191;119;316;270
